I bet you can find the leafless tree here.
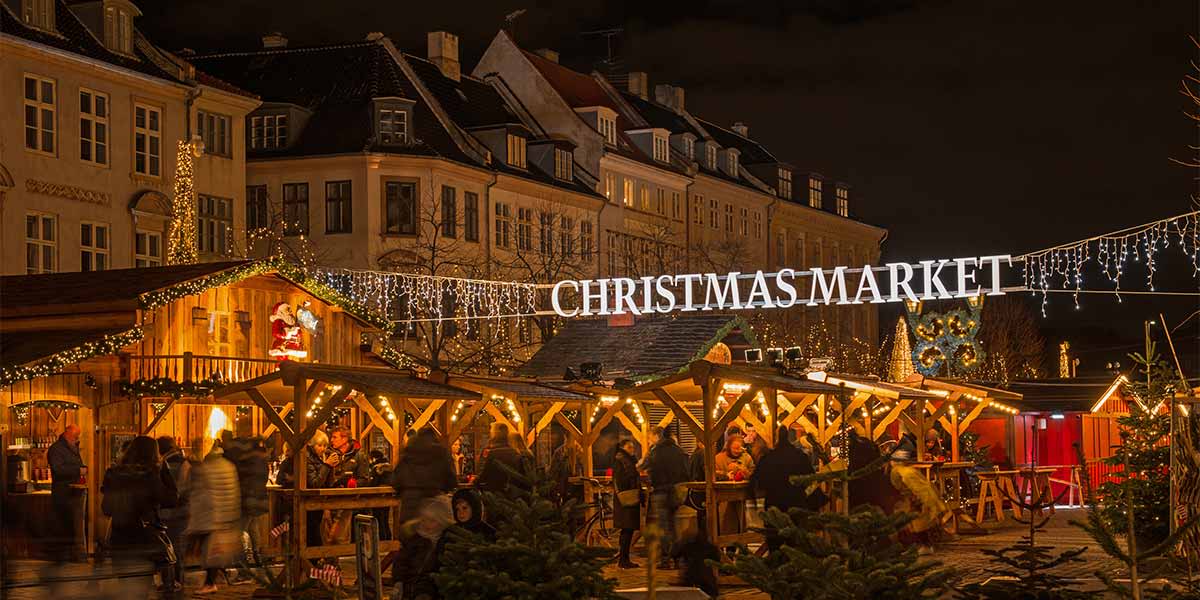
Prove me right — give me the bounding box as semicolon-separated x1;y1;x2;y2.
977;295;1048;382
234;190;326;267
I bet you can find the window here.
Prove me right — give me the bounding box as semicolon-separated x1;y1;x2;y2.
725;204;734;233
464;191;479;242
494;203;511;248
104;4;132;54
808;177;823;208
739;208;748;236
605;172;616;201
25;212;56;273
693;194;703;225
560;216;574;257
251;114;288;149
379;108;408;144
517;207;532;251
653;135;669;162
23;75;55;154
22;0;53;30
640;184;649;211
325;180;352;234
623;178;634;207
246;185;269;230
197;110;231;157
580;221;593;260
207;311;232;355
706;144;717;170
728;152;739;177
79;222;109;271
753;210;762;239
709;198;718;229
135;230;162;267
836;186;849;216
671;192;682;220
198;195;232;255
383;181;415;235
506;134;526;168
778;168;792;199
656;188;666;215
134;104;161;176
682;137;694;160
538;212;553;254
554;148;573;180
599;114;616;145
441;186;457;238
79;89;108;165
776;232;786;265
282;183;309;235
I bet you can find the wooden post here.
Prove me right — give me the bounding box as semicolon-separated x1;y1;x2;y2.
915;399;926;462
765;388;778;447
182;351;194;382
702;378;719;544
949;402;961;462
291;374;307;583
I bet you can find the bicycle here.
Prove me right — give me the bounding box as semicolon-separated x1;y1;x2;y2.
574;477;619;548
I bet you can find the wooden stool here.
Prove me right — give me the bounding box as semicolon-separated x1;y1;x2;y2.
975;471;1006;523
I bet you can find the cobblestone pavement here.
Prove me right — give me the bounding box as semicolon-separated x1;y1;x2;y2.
3;509;1124;599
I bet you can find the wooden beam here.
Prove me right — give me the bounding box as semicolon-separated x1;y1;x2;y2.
249;390;294;443
794;414;819;437
263;403;292;438
766;387;778;447
824;391;870;435
353;394;395;440
527;402;566;446
554;412;583;440
142;397;177;435
657;411;675;430
781;394;818;428
297;385;353;446
958;399;990;431
651;388;702;441
614;412;644;446
411;399;446;432
709;386;760;445
582;399;625;448
484;402;517;435
873;398;912;440
447;399;489;444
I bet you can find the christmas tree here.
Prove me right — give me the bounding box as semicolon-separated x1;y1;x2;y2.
889;317;915;382
433;470;619;600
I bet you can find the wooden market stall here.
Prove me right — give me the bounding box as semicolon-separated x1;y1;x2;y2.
209;361;480;578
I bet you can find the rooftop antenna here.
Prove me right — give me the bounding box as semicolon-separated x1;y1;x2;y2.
580;27;624;64
504;9;527;36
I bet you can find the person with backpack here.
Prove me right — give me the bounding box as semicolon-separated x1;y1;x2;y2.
102;436;178;599
157;436;191;592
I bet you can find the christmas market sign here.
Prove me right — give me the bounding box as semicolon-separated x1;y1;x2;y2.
549;255;1012;318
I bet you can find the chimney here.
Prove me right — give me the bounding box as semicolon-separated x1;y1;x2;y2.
365;31;385;41
534;48;559;63
427;31;461;82
655;84;686;114
628;72;649;99
732;122;749;138
262;32;288;49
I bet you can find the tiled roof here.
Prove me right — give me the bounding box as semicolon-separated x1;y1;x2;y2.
621;92;705;139
697;118;777;165
190;42;470;162
0;1;253;99
0;327;132;368
0;261;247;316
517;314;752;381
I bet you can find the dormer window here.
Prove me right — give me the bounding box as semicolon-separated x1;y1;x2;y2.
727;150;739;177
836;185;849;216
554;147;573;180
683;137;694;160
22;0;54;31
808;176;823;208
251;114;288;149
506;134;527;168
653;133;669;162
379;109;407;144
706;144;717;170
599;114;617;145
778;168;792;199
103;2;134;54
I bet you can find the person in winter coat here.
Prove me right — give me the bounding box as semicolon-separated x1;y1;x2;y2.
686;441;709;533
715;436;755;481
848;424;899;512
549;438;584;507
743;426;770;464
367;450;394;540
157;436;191;590
278;430;335;548
507;431;535;476
220;433;269;582
476;422;524;494
392;427;456;527
645;426;690;564
187;444;242;594
48;424;85;564
328;426;371;487
750;426;827;552
612;438;642;569
101;435;178;600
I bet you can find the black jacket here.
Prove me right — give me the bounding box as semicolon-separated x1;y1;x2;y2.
101;463;178;553
47;435;84;496
222;436;270;517
611;448;641;530
392;434;457;522
750;441;823;512
476;444;525;494
277;446;332;489
329;440;371;487
848;431;898;511
646;438;690;493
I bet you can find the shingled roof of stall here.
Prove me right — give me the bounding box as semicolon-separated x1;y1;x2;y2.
516;314;755;383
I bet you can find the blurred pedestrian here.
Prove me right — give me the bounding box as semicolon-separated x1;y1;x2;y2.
391;428;456;586
612;438;642;569
645;426;689;565
507;431;534;476
157;436;190;591
101;436;178;599
751;426;825;552
186;441;241;594
476;423;523;494
367;450;394;540
222;434;269;581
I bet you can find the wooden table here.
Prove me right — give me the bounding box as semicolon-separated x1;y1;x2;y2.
268;486;401;580
682;481;755;547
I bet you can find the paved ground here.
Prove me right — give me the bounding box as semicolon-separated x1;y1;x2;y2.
2;508;1127;599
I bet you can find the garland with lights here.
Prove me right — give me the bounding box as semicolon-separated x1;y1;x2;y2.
0;327;144;388
908;302;985;377
167;140;199;265
120;374;226;399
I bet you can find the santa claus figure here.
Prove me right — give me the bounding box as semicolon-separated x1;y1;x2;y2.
269;302;308;360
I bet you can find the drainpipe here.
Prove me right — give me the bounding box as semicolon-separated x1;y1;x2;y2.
766;195;779;269
184;87;203;141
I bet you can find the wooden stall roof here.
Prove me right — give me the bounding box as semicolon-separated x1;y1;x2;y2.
900;374;1023;401
446;375;593;402
625;362;841;403
0;326;132;368
214;362;479;405
807;372;945;401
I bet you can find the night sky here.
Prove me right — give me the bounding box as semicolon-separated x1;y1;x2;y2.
138;1;1200;371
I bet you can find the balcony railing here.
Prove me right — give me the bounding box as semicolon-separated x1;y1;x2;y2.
128;352;279;385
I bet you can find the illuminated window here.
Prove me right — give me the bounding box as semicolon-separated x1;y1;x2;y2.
653;134;669;162
778;168;792;199
506;134;527;168
808;177;823;208
378;107;408;144
605;172;615;200
25;212;56;273
640;184;649;211
554;148;573;180
836;186;849;217
251;114;288;149
623;178;634;207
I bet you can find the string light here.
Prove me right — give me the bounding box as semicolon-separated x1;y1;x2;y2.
1;327;144;387
167;140;198;265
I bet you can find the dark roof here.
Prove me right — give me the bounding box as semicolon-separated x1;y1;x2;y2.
0;261;247;316
0;327;131;368
453;378;592;401
991;377;1119;413
190;42;470;162
275;362;478;400
697;118;777;165
0;1;253;99
517;314;751;381
621;92;704;139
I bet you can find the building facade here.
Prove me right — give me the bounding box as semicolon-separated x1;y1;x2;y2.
1;0;260;275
